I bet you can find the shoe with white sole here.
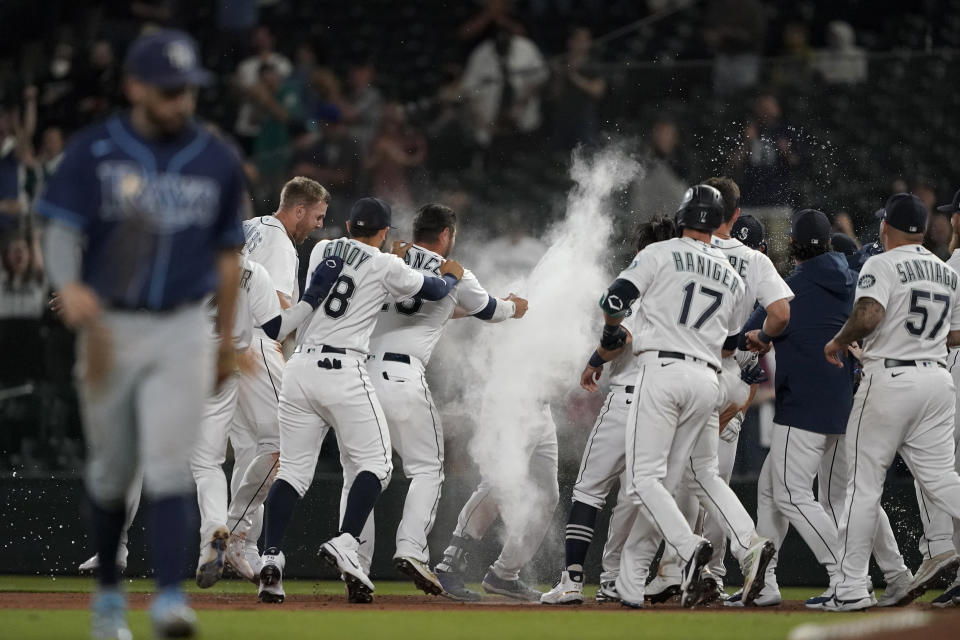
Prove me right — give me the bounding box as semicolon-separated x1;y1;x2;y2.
435;568;482;602
876;569;915;607
80;545;129;573
724;583;782;607
823;594;874;612
320;533;375;602
150;588;197;638
739;538;776;606
645;573;682;604
224;534;256;583
596;580;620;603
91;588;132;640
805;587;834;609
932;576;960;608
195;526;229;589
680;540;713;608
394;556;443;596
481;568;541;601
906;551;960;603
715;576;728;602
258;548;285;604
245;540;262;575
540;571;584;605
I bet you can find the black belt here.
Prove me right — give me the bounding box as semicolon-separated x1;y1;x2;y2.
296;345;346;355
883;358;946;369
383;352;411;364
658;350;720;373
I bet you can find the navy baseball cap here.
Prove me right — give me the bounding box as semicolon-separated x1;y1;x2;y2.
936;188;960;214
831;232;858;257
790;209;831;248
731;214;765;250
124;30;212;88
349;197;394;231
880;193;927;234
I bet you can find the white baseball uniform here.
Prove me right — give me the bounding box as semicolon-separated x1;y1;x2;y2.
836;244;960;601
363;243;510;567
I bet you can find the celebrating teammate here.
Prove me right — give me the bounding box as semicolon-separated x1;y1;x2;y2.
38;30;245;639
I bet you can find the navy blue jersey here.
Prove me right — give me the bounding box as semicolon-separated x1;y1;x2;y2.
37;114;246;310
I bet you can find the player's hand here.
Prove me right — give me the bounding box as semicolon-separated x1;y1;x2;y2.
57;282;102;328
506;293;528;318
580;363;602;392
847;342;863;362
744;330;771;355
440;259;464;281
720;411;744;443
391;240;413;261
215;345;237;389
236;347;258;374
824;338;846;368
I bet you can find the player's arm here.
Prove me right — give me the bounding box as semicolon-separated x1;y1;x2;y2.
215;251;240;355
417;259;464;301
454;269;528;322
824;297;885;367
581;277;642;392
261;257;344;341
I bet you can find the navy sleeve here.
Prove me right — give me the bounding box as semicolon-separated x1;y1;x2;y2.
35;137;96;230
214;158;247;249
419;274;458;301
472;295;497;320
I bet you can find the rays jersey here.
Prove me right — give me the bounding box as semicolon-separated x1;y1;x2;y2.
855;244;960;365
303;237;425;352
369;244;491;364
619;237;745;368
711;236;793;330
208;256;283;351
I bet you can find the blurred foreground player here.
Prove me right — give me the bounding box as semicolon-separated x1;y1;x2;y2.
38;30;246;639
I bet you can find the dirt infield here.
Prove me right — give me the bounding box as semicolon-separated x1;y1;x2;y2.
0;592;951;614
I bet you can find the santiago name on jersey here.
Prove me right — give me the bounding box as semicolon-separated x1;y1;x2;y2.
619;237;745;368
711;236;794;330
369;244;491;364
855;244;960;364
302;237;426;352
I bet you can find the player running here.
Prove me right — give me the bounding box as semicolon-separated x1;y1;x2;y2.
257;197;465;604
38;30;244;639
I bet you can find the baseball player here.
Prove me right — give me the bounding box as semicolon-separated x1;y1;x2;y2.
740;210;913;608
38;30;244;639
355;203;528;597
590;184;775;608
224;177;330;576
257;197;465;604
540;217;677;606
77;475;141;574
823;193;960;611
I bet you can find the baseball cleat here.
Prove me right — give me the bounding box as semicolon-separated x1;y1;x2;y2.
823;594;874;612
696;568;722;606
539;571;584;605
645;573;682;604
724;583;782;607
435;568;482;602
805;588;834;610
195;526;229;589
224;534;256;583
739;537;776;606
481;568;542;602
345;579;374;604
876;569;915;607
245;540;263;576
680;539;713;608
905;551;960;604
714;577;728;602
320;533;375;602
620;597;643;609
150;589;197;638
80;545;129;573
394;556;443;596
258;548;285;603
931;576;960;608
596;580;620;603
91;588;132;640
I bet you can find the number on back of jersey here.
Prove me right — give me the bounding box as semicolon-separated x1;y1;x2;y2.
678;281;724;329
904;289;950;339
324;275;356;318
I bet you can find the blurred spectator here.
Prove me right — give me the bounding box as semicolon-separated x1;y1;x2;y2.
629;117;688;223
36;126;65;178
0;230;45;319
813;21;866;85
291;120;362;209
36;43;77;130
703;0;767;94
341;61;384;156
461;26;548;149
252;62;305;179
769;21;814;88
75;40;122;125
234;25;292;153
459;0;526;46
924;212;951;260
0;96;34;233
365;103;427;209
725;94;800;208
828;210;859;246
550;26;606;151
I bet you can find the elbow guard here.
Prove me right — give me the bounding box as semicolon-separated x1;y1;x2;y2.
599;278;640;318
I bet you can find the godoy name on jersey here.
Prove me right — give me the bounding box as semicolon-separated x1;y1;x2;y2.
322;238;375;269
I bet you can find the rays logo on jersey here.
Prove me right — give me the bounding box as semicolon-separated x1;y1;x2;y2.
97;160;220;231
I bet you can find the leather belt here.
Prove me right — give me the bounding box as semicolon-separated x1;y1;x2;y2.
294;345;347;355
658;350;720;373
383;352;411;364
883;358;945;369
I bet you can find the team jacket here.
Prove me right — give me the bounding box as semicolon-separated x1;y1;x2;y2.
743;251;857;434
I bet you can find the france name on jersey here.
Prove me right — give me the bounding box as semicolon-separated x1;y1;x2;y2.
208;256;283;351
855;245;960;364
302;237;425;353
369;244;490;364
36;114;246;310
619;237;744;368
711;236;794;330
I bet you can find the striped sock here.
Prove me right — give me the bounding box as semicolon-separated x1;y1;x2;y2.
564;501;599;580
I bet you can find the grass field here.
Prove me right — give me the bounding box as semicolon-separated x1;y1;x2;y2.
0;576;951;640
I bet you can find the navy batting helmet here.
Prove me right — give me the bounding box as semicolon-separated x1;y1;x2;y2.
676;185;725;233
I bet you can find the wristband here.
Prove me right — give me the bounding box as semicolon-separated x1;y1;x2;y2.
588;350;607;368
757;329;773;344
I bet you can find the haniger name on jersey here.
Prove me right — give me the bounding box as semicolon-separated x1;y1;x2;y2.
671;250;742;294
894;258;958;289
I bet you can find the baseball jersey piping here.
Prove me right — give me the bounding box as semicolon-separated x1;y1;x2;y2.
839;374;873;573
422;372;444;551
782;427;837;563
356;360;391;481
575;392;615;488
259;341;280;402
688;449;750;551
825;441;840;527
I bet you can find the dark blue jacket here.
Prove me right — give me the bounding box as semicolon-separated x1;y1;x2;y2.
742;252;856;434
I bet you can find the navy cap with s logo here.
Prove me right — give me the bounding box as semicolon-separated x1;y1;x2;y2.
124;29;213;88
880;193;928;234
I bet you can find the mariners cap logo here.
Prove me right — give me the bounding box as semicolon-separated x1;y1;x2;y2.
738;227;749;241
165;41;196;71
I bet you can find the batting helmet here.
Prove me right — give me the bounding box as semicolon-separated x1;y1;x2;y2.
676;185;725;233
